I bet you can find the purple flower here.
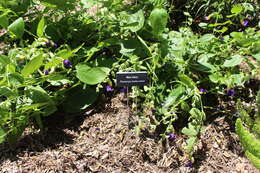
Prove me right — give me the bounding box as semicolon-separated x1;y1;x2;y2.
168;133;176;141
44;70;49;75
45;41;52;47
53;43;58;49
119;87;127;93
227;89;235;96
63;59;72;69
185;161;193;168
242;20;249;27
199;88;207;94
105;85;114;92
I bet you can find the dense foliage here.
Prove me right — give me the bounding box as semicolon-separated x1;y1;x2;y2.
0;0;259;169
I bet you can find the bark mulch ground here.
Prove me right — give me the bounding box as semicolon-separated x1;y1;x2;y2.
0;93;258;173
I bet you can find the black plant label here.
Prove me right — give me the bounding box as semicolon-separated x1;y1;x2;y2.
116;72;148;87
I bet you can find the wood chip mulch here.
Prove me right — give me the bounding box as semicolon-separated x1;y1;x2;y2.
0;94;259;173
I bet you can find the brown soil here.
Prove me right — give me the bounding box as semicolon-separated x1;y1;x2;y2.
0;94;258;173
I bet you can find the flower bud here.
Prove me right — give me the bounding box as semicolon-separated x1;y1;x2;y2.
63;59;72;69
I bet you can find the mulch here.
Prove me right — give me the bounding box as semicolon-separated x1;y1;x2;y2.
0;93;258;173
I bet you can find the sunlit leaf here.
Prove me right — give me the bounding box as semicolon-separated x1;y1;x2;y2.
223;55;243;67
8;17;24;39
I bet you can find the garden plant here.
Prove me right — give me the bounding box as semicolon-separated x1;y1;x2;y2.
0;0;260;171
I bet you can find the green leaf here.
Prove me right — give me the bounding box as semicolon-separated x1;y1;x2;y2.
62;86;98;113
181;101;190;112
47;73;72;86
199;34;215;43
163;85;186;109
223;55;243;67
56;45;82;59
185;136;197;153
0;86;15;97
230;32;243;39
252;52;260;61
0;54;11;65
182;125;197;137
242;3;254;12
37;17;45;38
198;22;208;28
0;127;6;144
179;74;196;89
215;26;228;33
40;0;76;11
245;151;260;170
76;64;110;85
189;108;205;121
149;8;168;37
0;14;9;28
209;72;222;83
44;57;63;69
121;10;145;32
236;119;260;158
21;54;44;77
25;86;57;116
8;73;24;86
231;4;243;14
8;17;25;39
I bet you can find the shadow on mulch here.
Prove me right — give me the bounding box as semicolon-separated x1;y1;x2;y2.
0;96;112;164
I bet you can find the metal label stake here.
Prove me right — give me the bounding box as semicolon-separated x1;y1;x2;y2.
116;71;149;116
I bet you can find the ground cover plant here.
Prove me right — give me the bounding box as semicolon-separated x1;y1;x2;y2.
0;0;260;171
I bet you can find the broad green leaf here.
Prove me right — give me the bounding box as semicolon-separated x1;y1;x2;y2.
47;73;72;86
230;32;243;39
76;64;110;85
37;17;45;37
21;54;44;77
197;54;217;72
199;34;215;43
62;86;98;113
25;86;57;116
223;55;243;67
149;8;168;37
231;4;243;14
0;14;9;28
8;17;25;39
121;10;145;32
209;72;222;83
